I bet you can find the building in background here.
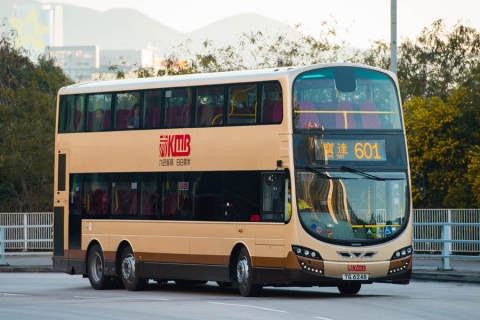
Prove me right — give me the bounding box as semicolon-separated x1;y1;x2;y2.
9;3;63;51
44;45;99;82
100;49;155;70
6;3;162;83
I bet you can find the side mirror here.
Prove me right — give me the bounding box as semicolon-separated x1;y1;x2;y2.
418;180;425;199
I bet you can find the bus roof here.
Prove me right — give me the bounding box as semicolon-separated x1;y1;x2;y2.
59;63;394;95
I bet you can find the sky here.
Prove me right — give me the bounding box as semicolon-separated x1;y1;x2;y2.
37;0;480;48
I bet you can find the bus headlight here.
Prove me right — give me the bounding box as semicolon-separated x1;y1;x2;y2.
292;245;322;260
391;246;413;260
292;245;324;274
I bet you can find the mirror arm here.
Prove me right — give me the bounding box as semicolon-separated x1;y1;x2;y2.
411;170;426;198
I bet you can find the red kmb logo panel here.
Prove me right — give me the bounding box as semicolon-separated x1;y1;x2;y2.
347;265;367;272
159;134;191;157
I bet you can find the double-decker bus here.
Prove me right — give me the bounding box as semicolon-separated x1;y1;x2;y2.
53;63;412;296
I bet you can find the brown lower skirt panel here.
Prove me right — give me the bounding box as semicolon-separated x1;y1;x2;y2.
136;262;230;282
53;257;86;275
136;263;298;285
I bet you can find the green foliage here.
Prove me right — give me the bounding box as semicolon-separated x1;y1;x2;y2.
397;20;480;102
404;92;476;208
0;30;71;212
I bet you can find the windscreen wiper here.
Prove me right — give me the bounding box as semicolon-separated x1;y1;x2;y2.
304;166;354;180
340;166;404;181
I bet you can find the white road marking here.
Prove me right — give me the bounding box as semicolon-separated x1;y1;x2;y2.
73;296;170;301
209;302;288;313
0;293;28;297
315;317;335;320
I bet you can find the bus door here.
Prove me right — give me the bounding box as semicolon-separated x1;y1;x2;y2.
255;172;285;269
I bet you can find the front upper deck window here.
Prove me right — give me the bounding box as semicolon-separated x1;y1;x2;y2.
293;67;402;131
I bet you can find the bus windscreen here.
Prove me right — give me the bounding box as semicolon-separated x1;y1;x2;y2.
293;67;402;131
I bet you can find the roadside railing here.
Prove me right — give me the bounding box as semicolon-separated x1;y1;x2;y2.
1;210;480;269
0;212;53;265
413;209;480;270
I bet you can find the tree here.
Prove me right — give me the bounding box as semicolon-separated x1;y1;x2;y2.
397;20;480;102
404;89;477;208
0;30;71;212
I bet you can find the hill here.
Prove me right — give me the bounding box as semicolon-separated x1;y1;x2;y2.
0;0;297;56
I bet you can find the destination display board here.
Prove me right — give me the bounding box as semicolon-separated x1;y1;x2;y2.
320;139;386;161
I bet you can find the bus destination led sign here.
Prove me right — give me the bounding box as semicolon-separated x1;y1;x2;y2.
319;139;386;161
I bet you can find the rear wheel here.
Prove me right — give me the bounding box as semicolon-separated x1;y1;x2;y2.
120;246;148;291
236;247;262;297
87;244;114;290
337;282;361;295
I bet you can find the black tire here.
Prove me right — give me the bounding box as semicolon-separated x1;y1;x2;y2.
236;247;262;297
120;246;148;291
337;282;362;295
87;244;114;290
216;281;232;288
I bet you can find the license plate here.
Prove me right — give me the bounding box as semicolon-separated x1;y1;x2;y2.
342;274;369;280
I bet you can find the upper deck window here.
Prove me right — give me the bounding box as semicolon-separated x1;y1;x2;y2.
114;91;141;130
293;67;402;131
227;83;257;125
58;95;85;133
87;94;112;132
164;88;192;128
195;86;224;127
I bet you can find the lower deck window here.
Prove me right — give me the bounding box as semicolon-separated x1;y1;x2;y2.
70;170;286;223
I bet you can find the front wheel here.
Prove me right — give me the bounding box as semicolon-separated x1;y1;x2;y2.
120;246;148;291
236;247;262;297
87;244;114;290
337;282;361;295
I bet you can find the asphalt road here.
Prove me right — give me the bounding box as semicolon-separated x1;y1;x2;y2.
0;273;479;320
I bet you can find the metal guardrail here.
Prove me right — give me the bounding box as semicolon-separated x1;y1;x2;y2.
1;210;479;269
0;213;53;265
413;209;480;270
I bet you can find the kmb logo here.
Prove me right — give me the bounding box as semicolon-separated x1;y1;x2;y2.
347;265;366;272
159;134;191;157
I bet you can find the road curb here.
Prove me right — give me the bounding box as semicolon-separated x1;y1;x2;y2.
412;271;480;283
0;266;58;273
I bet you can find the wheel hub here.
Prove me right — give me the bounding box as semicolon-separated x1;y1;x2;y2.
122;254;136;282
237;256;249;286
91;252;103;282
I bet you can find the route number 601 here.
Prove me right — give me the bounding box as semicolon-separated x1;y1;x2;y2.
354;142;381;160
